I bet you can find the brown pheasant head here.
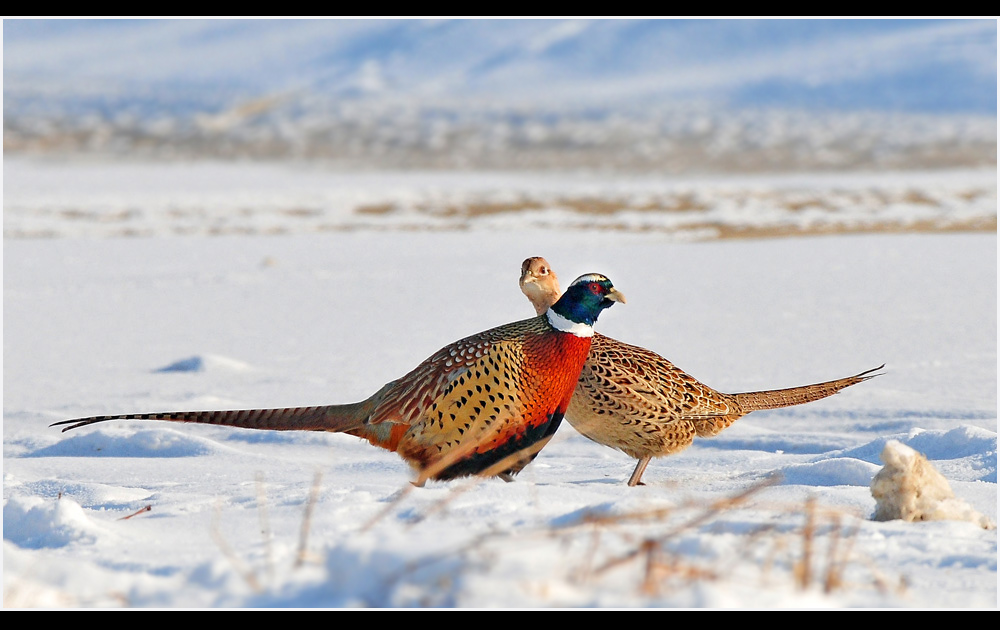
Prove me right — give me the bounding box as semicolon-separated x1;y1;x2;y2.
520;257;562;316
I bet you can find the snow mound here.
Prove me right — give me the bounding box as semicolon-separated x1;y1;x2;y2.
24;479;154;510
780;457;880;487
154;354;252;373
3;496;104;549
870;440;995;529
904;425;998;461
37;427;219;458
832;425;997;483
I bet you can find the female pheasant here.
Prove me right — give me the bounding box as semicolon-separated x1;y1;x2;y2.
519;257;881;486
53;273;625;484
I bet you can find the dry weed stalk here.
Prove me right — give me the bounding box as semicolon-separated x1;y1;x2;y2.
714;520;784;587
790;500;880;595
592;475;781;578
378;476;771;595
211;499;262;593
408;439;553;526
794;495;817;589
205;469;322;595
361;484;417;532
362;428;559;532
822;513;855;593
118;505;152;521
295;470;323;567
256;473;275;582
565;477;899;598
348;471;908;604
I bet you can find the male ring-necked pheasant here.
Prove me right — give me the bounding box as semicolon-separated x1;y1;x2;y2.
53;273;625;484
520;257;881;486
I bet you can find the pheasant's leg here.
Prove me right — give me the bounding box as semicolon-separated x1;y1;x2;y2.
627;457;652;487
497;473;515;483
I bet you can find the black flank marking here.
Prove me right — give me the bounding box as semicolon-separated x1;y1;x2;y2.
435;409;567;480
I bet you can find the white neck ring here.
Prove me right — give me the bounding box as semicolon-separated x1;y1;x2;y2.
546;309;594;338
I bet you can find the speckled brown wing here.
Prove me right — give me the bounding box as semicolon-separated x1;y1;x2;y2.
566;332;881;485
365;314;593;480
566;332;742;460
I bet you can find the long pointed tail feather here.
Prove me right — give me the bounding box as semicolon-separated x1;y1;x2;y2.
51;381;398;434
51;404;362;434
733;364;884;412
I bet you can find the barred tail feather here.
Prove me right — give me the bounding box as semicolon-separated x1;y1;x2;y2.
733;364;884;413
52;405;365;433
50;382;399;435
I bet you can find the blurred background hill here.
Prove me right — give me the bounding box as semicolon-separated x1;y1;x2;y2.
4;19;996;173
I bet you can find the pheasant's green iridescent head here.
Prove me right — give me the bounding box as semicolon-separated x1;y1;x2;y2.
548;273;625;334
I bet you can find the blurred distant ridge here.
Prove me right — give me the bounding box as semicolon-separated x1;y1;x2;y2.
5;19;996;172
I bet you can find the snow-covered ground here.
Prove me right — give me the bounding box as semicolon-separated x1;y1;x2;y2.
2;163;996;608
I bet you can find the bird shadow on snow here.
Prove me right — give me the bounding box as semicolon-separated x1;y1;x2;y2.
548;502;618;527
558;476;634;486
699;435;856;455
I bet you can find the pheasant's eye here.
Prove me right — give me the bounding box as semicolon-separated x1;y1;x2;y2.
539;267;548;275
589;282;602;294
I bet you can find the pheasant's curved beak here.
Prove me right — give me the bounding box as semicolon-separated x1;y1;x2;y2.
606;287;626;304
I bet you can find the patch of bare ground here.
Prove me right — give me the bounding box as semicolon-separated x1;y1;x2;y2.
507;218;996;241
355;203;397;215
279;207;322;218
348;193;995;241
357;196;713;219
781;198;834;212
705;216;997;241
957;189;989;202
429;200;547;218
